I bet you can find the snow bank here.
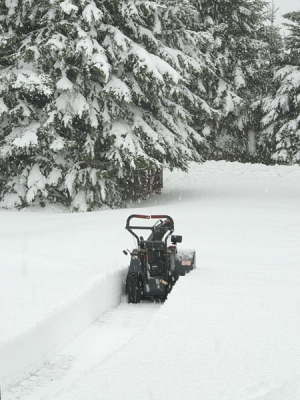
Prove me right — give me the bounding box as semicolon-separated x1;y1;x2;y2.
0;269;127;390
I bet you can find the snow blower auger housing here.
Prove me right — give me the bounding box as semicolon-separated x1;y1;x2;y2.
124;214;196;303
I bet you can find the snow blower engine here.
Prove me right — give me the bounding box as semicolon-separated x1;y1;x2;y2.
123;214;196;303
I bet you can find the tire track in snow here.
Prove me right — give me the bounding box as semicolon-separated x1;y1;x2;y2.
4;300;161;400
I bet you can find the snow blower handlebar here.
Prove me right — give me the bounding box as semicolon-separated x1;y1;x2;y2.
125;214;174;243
126;214;174;229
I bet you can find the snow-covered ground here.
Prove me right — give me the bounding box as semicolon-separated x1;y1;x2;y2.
1;161;300;399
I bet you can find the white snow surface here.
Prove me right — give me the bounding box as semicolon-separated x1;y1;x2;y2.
1;160;300;399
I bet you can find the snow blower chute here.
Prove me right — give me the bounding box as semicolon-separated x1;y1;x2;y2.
124;214;196;303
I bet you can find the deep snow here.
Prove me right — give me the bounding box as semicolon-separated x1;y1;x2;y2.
1;161;300;399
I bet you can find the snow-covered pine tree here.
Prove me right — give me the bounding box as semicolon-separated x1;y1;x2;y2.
0;0;217;211
248;26;283;164
194;0;272;161
155;0;221;159
101;0;218;194
0;0;117;210
264;0;282;66
260;11;300;165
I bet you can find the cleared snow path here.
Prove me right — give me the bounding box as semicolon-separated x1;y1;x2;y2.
4;301;161;400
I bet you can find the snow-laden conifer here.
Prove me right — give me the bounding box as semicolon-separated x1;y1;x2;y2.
195;0;273;161
260;11;300;165
0;0;217;210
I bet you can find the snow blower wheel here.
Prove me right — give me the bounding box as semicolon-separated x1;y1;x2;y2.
127;273;143;304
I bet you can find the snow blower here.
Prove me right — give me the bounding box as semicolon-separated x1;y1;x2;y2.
124;214;196;303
